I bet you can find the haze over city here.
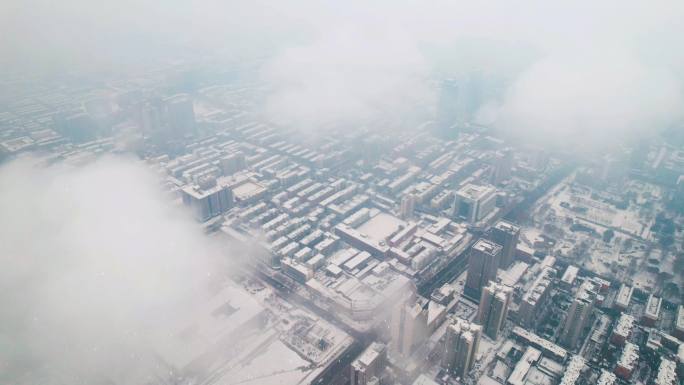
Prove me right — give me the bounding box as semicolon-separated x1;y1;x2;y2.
1;2;684;385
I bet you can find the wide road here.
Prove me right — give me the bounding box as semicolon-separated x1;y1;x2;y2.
417;245;471;297
312;340;366;385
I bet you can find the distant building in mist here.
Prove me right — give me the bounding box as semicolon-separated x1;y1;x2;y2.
139;94;196;143
436;78;460;138
400;193;417;219
53;111;97;143
164;93;196;136
491;148;513;185
435;72;486;138
141;98;165;135
220;151;247;175
463;70;485;122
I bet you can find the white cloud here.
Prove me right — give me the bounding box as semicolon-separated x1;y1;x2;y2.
3;0;683;148
0;156;232;383
491;50;684;150
257;0;684;147
261;24;433;131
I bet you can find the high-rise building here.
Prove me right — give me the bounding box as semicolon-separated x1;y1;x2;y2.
464;239;502;300
436;78;460;138
614;284;633;311
53;111;97;143
463;70;484;122
400;193;417;219
490;220;520;268
518;266;556;329
220;151;246;175
453;184;497;223
181;177;234;222
560;281;597;349
442;317;481;378
163;94;196;136
350;342;387;385
654;358;677;385
614;342;639;380
491;148;513;185
140;100;164;135
477;281;512;339
611;313;636;346
559;355;586;385
391;294;427;357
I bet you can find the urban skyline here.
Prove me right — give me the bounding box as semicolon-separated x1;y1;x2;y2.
1;2;684;385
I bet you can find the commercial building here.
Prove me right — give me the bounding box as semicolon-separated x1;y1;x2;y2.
350;342;387;385
506;346;542;385
453;183;497;223
491;220;520;268
334;224;390;257
464;239;502;300
281;258;313;283
442;317;482;378
477;281;512;339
